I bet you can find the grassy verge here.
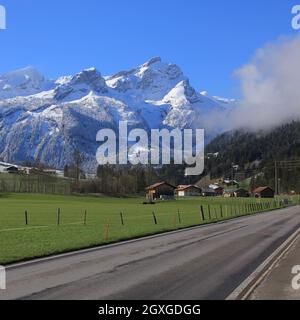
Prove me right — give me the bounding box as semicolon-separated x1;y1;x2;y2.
0;193;298;265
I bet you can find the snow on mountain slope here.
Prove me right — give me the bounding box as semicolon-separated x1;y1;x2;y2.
54;68;108;101
200;91;236;109
106;57;186;100
0;67;55;99
0;58;235;171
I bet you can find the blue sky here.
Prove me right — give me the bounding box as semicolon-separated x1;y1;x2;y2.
0;0;298;97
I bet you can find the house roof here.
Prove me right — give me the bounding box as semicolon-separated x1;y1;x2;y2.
202;188;218;193
176;185;201;191
209;184;224;190
146;181;175;190
0;162;18;168
253;186;274;193
224;179;239;184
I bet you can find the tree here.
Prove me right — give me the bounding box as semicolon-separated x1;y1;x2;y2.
73;149;85;182
64;165;69;178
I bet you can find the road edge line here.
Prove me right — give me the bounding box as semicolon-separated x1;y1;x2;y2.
226;227;300;300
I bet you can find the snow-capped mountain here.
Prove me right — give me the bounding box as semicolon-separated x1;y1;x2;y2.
0;57;235;171
0;67;55;99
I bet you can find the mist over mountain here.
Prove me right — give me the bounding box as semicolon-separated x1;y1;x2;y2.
230;34;300;131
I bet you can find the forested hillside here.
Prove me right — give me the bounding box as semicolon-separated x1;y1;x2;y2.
205;121;300;193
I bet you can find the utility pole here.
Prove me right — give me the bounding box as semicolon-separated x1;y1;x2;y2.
275;161;278;195
272;159;300;195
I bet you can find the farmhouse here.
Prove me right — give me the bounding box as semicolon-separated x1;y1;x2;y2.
5;166;18;174
146;182;176;201
176;185;202;197
0;162;19;174
223;188;250;198
202;188;219;197
253;187;275;198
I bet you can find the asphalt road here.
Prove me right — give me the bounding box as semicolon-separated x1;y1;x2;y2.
1;206;300;300
249;231;300;300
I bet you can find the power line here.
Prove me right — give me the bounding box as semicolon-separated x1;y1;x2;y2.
274;160;300;195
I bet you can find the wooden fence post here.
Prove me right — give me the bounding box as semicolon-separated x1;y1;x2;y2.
120;212;124;226
57;208;61;226
200;206;205;221
84;210;87;226
25;210;28;226
177;210;182;224
152;212;158;225
208;204;212;220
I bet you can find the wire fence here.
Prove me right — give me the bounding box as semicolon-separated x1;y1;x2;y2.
1;196;299;234
0;174;71;195
1;196;300;264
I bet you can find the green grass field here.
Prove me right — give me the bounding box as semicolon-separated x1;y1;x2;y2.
0;193;298;265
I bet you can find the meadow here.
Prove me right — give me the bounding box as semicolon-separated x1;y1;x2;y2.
0;193;298;265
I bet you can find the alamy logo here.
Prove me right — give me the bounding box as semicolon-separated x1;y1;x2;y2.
96;122;205;176
292;5;300;30
0;265;6;290
0;5;6;30
292;265;300;290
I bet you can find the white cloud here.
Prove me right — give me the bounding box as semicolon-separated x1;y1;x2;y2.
230;34;300;131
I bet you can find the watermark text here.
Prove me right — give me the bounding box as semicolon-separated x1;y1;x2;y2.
0;265;6;290
96;122;204;176
292;265;300;290
0;4;6;30
292;5;300;30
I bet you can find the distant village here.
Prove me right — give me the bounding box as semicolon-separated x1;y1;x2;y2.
0;161;64;177
0;161;276;200
0;161;96;180
146;181;275;202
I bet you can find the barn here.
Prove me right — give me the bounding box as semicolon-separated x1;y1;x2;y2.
176;185;202;197
253;187;275;198
0;162;19;174
223;188;250;198
202;188;219;197
146;182;176;201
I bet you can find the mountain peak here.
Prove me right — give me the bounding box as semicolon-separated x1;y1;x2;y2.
137;57;183;77
54;67;108;100
0;66;45;85
0;66;53;99
106;57;185;100
141;57;162;68
163;80;201;106
71;67;102;82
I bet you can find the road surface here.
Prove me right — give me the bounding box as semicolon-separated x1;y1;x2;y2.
249;231;300;300
1;206;300;300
